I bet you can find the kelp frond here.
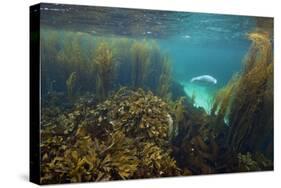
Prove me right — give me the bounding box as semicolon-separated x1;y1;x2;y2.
211;30;273;156
211;74;240;119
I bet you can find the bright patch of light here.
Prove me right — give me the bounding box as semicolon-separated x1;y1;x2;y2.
181;81;216;114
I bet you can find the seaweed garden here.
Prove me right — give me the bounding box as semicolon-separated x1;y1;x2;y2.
37;3;273;184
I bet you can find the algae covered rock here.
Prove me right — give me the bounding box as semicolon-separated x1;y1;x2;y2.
40;88;180;184
91;87;173;144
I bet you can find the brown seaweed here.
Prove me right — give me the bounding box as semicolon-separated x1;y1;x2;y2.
40;88;180;184
94;42;115;100
130;41;150;88
211;30;273;159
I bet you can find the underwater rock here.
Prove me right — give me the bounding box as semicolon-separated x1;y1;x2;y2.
89;87;174;145
40;88;180;184
169;96;218;174
170;80;190;102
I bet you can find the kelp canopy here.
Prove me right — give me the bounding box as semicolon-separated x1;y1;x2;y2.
40;25;273;184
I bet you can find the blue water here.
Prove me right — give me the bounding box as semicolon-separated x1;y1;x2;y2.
156;14;253;111
158;38;250;111
40;4;256;112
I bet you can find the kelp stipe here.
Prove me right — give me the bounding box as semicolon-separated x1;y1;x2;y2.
157;55;172;100
94;42;115;101
170;97;186;139
66;72;77;99
45;31;95;95
40;29;175;101
112;38;134;86
130;41;150;88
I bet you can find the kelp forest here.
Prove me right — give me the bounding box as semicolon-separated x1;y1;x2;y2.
38;5;274;184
